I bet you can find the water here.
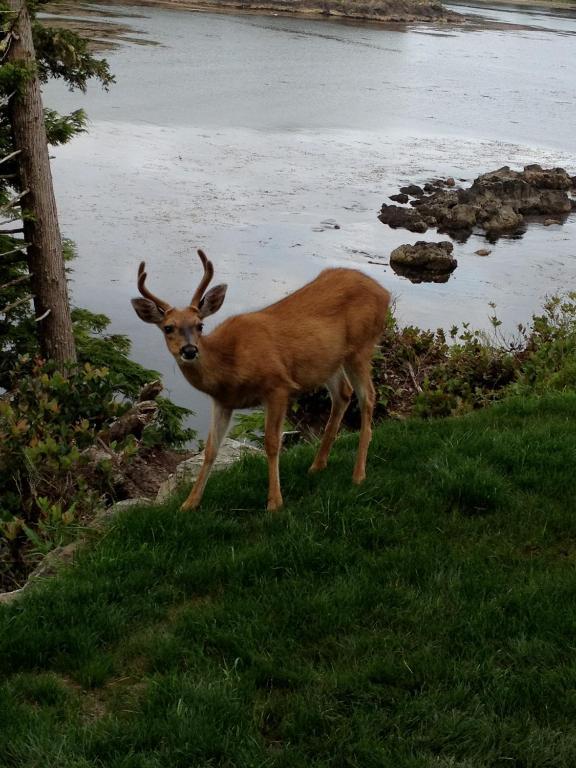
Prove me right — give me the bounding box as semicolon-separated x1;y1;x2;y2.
41;2;576;433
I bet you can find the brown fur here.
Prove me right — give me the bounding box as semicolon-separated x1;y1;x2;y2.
132;255;390;511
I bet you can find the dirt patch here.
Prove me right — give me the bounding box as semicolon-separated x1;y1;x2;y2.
118;446;193;500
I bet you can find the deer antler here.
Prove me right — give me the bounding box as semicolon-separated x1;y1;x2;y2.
190;249;214;309
137;262;172;312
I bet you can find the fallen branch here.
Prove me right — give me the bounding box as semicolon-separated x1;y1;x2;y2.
102;400;159;444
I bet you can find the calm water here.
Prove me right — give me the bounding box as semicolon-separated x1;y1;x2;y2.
42;2;576;433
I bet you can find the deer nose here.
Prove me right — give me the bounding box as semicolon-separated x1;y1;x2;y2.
180;344;198;361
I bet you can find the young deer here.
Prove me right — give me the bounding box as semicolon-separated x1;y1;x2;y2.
132;250;390;511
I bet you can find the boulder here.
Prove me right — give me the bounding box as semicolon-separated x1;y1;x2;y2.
442;203;478;231
390;241;457;283
156;438;262;503
390;193;409;204
484;205;524;236
399;184;424;197
378;204;428;233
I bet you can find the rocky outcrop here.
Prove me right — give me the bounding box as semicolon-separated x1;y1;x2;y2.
378;204;428;233
380;165;575;242
389;241;457;283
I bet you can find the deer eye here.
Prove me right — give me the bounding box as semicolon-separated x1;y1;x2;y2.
197;323;204;333
163;324;175;334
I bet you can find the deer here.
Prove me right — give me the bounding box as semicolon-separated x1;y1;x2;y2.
131;250;390;511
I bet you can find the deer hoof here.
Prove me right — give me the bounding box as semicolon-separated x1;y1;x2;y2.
181;497;200;511
308;460;327;474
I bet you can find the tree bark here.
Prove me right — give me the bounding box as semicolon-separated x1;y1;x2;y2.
5;0;77;366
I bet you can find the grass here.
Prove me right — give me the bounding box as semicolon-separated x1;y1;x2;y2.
2;392;576;767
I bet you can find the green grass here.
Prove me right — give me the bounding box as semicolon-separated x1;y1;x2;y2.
2;392;576;767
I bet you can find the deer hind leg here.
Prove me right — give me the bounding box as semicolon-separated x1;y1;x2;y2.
309;369;353;474
181;401;232;511
264;392;289;511
344;350;376;485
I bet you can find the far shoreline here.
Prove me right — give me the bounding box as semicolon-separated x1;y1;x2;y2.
450;0;576;11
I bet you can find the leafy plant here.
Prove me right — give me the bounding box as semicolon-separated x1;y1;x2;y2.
0;353;195;590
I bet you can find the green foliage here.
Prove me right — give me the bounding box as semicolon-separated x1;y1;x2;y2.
32;24;114;92
142;397;196;450
514;293;576;392
44;108;86;145
229;410;267;445
294;294;576;430
3;394;576;765
0;60;35;95
0;357;127;514
72;307;159;399
0;351;195;588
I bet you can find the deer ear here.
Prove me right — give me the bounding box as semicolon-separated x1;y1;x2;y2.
198;284;227;319
131;297;165;324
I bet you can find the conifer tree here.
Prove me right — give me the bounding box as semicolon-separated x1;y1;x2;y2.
0;0;113;375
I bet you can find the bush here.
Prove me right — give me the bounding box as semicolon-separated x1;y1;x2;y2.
292;294;576;431
0;353;195;590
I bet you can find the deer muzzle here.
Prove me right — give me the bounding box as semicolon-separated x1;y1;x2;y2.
180;344;199;361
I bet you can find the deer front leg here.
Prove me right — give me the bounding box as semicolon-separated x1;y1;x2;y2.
181;401;232;510
264;392;288;511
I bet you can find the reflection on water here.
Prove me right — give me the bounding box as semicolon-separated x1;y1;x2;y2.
42;2;576;433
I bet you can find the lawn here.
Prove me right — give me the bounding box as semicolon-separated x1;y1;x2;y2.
2;393;576;767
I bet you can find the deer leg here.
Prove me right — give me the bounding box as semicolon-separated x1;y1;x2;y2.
264;393;288;511
181;402;232;510
344;353;376;485
309;369;353;473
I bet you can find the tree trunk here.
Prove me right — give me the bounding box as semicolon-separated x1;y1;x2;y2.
6;0;77;366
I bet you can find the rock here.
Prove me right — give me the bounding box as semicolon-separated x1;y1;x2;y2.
390;193;409;204
0;587;26;605
378;204;428;234
382;164;574;241
469;167;571;216
156;438;262;503
390;240;457;283
522;164;573;190
93;497;151;528
442;203;478;231
544;219;561;226
0;541;84;605
475;248;492;256
399;184;424;197
484;205;524;236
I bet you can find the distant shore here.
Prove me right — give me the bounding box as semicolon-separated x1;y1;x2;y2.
82;0;463;24
450;0;576;10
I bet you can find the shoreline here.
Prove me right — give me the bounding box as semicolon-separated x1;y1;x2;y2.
451;0;576;9
82;0;463;24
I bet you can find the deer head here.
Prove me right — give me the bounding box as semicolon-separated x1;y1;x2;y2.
131;249;227;362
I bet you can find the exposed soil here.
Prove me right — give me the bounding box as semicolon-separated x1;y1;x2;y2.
118;445;192;499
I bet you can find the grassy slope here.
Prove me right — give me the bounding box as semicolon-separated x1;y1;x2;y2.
2;392;576;767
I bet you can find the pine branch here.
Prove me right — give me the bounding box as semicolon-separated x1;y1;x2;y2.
0;293;33;315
